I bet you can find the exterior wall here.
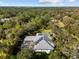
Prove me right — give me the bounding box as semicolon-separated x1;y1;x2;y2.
35;50;51;54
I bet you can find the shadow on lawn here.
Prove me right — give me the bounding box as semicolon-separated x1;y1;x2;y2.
31;52;48;59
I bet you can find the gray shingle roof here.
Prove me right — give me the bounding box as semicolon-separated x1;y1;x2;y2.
24;36;43;42
22;33;55;50
33;39;54;50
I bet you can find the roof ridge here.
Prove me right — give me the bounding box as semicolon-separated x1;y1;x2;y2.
35;36;44;45
44;36;54;48
35;35;54;48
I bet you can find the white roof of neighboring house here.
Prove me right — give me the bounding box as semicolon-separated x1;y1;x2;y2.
0;18;11;22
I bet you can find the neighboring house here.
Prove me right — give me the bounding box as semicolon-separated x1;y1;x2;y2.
0;18;11;22
21;33;55;53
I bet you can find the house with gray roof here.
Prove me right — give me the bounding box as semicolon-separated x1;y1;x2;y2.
21;33;55;53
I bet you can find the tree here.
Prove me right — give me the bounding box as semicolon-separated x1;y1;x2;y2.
31;52;48;59
17;48;32;59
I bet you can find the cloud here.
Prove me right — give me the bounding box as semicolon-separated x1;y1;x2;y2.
69;0;75;2
39;0;63;4
39;0;76;4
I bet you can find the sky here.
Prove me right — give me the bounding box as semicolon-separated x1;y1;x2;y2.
0;0;79;7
